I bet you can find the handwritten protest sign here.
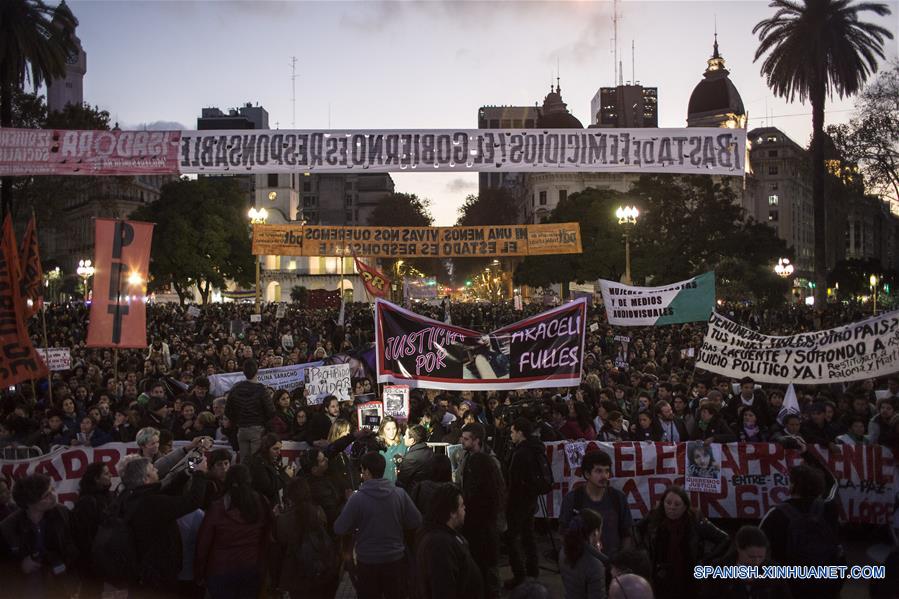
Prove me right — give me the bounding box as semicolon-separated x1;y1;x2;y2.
305;363;352;404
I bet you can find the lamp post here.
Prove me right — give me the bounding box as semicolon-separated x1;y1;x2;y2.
774;258;794;278
615;206;639;285
248;207;269;312
870;274;879;315
76;259;95;301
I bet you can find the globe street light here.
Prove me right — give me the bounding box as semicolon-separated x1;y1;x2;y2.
76;259;95;300
615;206;639;285
774;258;794;278
248;207;269;311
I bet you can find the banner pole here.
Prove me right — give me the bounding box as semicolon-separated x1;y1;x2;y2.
40;301;52;402
114;348;119;394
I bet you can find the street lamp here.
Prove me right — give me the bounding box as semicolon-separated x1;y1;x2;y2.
870;274;879;315
615;205;639;285
774;258;794;278
76;259;95;300
248;207;269;311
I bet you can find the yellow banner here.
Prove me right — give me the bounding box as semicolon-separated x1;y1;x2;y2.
252;223;582;258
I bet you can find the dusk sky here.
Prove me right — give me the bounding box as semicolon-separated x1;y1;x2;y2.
66;0;899;225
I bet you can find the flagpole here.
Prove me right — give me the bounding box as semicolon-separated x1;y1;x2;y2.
34;205;53;403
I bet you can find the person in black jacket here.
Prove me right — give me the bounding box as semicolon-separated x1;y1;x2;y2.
0;474;79;598
72;462;114;597
300;448;345;529
416;483;484;599
689;401;736;443
248;433;296;505
120;455;209;595
699;526;791;599
397;425;435;491
503;417;543;589
225;359;275;463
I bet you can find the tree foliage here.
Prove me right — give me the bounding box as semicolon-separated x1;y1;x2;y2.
827;61;899;200
516;176;790;305
368;192;439;277
453;188;520;283
130;178;255;305
752;0;893;303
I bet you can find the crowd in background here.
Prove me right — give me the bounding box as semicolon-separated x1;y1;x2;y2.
0;299;897;598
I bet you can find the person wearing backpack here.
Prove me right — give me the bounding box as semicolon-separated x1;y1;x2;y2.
194;464;272;599
760;457;843;599
502;417;546;590
275;477;340;599
559;450;634;561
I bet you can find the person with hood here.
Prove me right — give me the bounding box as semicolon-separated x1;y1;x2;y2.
416;483;484;599
120;455;209;595
503;417;544;589
225;358;275;463
194;464;272;599
334;452;422;599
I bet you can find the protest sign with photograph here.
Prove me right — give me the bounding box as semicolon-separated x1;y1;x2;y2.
186;305;200;318
357;401;384;431
684;441;723;494
304;363;352;404
382;385;410;420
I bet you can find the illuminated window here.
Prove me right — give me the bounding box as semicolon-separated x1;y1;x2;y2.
768;195;779;206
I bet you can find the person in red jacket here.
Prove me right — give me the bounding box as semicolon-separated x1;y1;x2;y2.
194;464;272;599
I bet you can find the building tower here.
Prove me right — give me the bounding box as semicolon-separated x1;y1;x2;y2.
46;0;86;112
686;34;746;128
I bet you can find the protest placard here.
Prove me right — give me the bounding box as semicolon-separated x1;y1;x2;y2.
599;272;716;327
36;348;71;371
304;363;352;404
382;385;410;420
356;401;384;431
685;441;723;494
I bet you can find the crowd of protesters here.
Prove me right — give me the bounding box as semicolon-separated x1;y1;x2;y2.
0;298;898;598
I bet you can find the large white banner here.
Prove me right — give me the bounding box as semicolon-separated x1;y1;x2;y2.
178;128;746;176
696;310;899;384
1;441;892;524
599;272;716;326
208;360;323;397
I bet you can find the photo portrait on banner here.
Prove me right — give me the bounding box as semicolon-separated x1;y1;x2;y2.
374;298;586;390
684;441;723;494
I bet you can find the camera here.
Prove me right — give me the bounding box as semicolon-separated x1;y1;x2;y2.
186;453;203;472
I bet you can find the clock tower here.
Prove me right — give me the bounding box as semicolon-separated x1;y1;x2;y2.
46;0;86;113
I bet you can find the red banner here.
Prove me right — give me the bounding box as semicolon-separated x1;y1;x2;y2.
0;128;181;176
86;219;154;348
354;256;391;298
0;216;47;386
18;215;42;319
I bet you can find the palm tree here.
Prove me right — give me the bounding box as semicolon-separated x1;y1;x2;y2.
0;0;77;215
753;0;892;305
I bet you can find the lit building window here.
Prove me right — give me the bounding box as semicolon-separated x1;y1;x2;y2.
768;195;779;206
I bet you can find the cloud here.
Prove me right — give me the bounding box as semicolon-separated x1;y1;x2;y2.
546;7;611;66
339;2;404;32
446;177;478;193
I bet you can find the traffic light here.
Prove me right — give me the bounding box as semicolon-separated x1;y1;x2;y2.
465;280;472;287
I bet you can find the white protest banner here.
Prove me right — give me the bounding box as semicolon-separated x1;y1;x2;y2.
599;272;716;326
533;441;895;524
186;305;200;318
250;314;262;323
685;441;723;493
696;310;899;384
36;348;71;371
382;385;410;420
305;363;352;404
208;360;322;397
177;128;746;176
276;304;286;319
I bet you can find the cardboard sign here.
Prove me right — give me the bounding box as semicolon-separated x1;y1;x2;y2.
36;348;71;372
304;363;352;404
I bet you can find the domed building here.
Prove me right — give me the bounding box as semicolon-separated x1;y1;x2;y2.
687;35;747;129
536;81;584;129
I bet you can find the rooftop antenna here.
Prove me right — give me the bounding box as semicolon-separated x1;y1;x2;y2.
619;61;624;86
631;40;635;84
328;102;331;128
290;56;297;128
613;0;620;85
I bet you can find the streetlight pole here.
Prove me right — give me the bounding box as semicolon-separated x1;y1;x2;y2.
616;206;639;285
871;274;879;315
248;207;269;313
77;259;95;301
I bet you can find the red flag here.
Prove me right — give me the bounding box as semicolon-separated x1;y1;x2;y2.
354;256;391;298
0;215;48;386
86;219;154;348
18;215;43;318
